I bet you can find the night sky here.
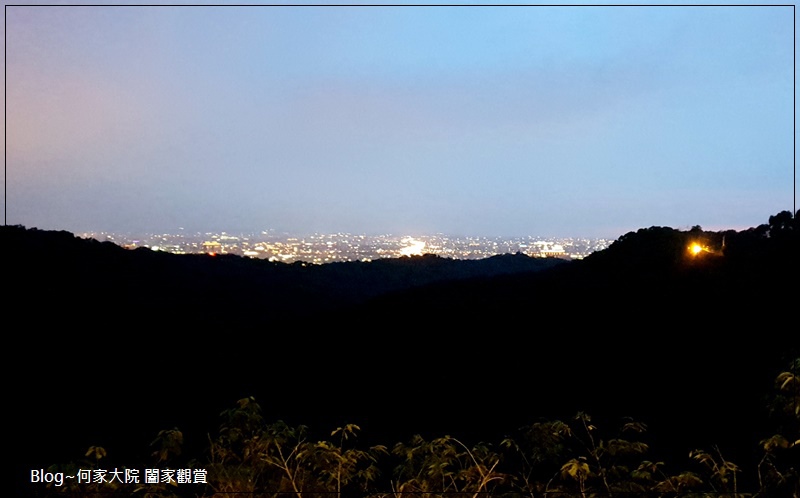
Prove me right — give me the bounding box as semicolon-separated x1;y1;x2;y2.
3;2;795;238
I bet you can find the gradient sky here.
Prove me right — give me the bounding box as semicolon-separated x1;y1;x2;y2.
3;3;795;238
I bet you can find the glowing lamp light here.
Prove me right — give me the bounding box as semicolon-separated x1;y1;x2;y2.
689;242;712;256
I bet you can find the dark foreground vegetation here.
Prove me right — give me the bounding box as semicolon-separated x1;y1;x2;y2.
4;211;798;497
33;357;800;498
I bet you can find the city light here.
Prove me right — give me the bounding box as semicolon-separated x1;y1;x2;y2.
79;231;613;263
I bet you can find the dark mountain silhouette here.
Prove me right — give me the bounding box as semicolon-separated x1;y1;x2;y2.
2;224;567;322
3;212;797;496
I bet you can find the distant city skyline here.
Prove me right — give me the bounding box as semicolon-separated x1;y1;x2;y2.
3;2;795;239
79;229;613;263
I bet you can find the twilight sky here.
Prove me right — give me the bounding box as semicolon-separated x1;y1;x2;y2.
3;3;795;238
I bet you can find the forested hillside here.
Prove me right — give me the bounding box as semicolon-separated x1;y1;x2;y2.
5;211;797;497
